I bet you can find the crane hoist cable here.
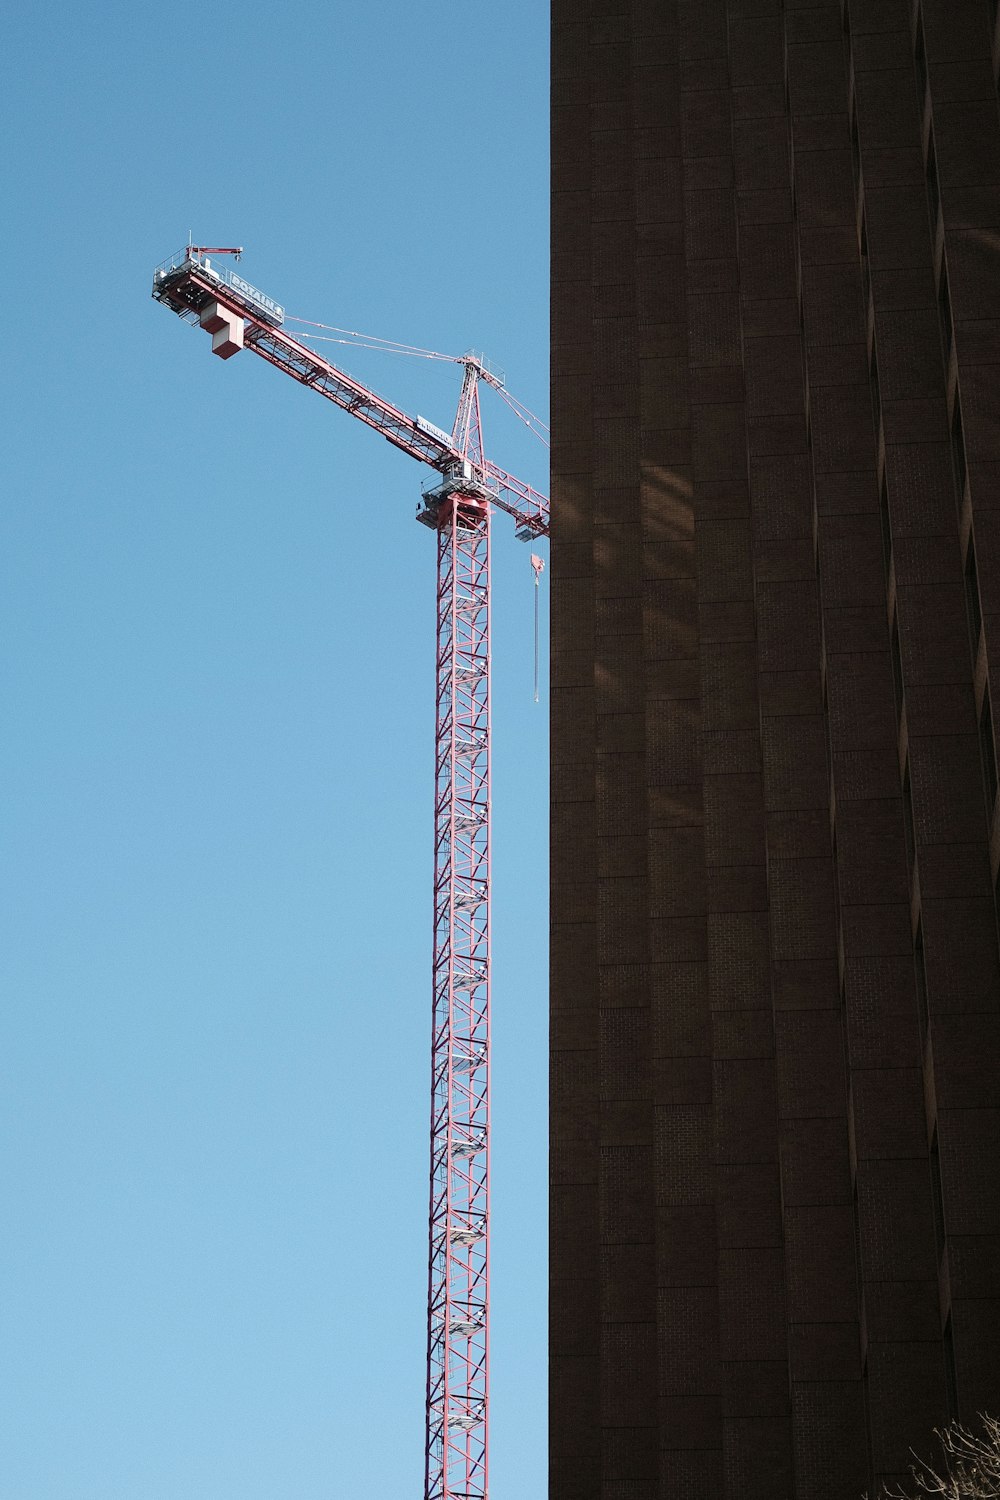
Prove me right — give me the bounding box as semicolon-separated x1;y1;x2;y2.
531;553;545;704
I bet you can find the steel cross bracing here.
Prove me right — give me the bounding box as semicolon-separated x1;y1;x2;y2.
424;363;491;1500
426;491;491;1500
151;250;548;1500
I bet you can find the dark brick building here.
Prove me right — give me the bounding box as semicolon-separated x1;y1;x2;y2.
549;3;1000;1497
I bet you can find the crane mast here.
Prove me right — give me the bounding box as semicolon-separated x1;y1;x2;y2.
426;481;491;1500
151;247;547;1500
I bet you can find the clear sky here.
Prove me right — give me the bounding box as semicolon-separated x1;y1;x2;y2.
0;5;548;1496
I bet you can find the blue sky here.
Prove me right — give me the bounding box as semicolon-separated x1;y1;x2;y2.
0;5;548;1495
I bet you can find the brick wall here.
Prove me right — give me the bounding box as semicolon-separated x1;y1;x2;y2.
550;3;1000;1497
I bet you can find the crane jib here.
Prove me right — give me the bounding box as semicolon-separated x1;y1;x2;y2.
150;256;549;538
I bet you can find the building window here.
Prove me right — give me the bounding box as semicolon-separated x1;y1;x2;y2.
930;1126;946;1265
915;919;929;1043
870;341;882;437
926;132;940;233
944;1314;959;1420
891;616;905;725
851;104;862;189
952;396;967;501
879;474;893;586
938;257;953;365
903;764;916;875
915;14;929;118
980;692;998;816
965;539;983;650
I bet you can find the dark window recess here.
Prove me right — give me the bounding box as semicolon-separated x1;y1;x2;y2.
952;396;968;502
930;1127;946;1264
939;255;953;366
944;1314;960;1421
856;1178;876;1488
980;691;998;815
891;615;905;724
915;920;929;1042
903;764;916;875
939;256;951;321
870;341;883;437
915;14;929;118
851;103;862;188
927;131;940;234
862;1365;876;1500
965;540;983;652
880;474;893;586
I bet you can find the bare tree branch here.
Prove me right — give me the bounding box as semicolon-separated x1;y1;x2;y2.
878;1417;1000;1500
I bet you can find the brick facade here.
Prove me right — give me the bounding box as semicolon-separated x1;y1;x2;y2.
549;4;1000;1497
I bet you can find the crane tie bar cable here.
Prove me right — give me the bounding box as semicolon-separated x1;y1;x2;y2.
285;316;459;362
287;317;550;447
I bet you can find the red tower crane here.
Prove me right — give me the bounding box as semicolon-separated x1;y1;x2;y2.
151;246;548;1500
